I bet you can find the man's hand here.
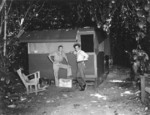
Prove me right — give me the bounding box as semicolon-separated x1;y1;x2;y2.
82;62;86;67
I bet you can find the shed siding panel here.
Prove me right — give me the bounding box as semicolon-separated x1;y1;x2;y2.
104;38;111;55
98;41;104;52
28;42;75;54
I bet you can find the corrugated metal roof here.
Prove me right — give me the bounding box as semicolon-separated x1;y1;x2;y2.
20;29;78;43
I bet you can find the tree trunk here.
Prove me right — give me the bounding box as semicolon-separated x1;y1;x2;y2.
3;2;7;56
0;0;6;12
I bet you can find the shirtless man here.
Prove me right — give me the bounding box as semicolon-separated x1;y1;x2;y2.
48;45;72;86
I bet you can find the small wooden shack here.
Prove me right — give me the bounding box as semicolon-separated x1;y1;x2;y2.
20;28;110;84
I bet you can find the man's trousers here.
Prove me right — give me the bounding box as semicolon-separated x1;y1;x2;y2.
77;61;86;79
76;61;86;90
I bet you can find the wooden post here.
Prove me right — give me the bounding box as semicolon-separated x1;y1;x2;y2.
140;75;146;103
3;1;7;56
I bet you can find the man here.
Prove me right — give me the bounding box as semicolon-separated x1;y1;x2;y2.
48;45;72;87
73;43;89;91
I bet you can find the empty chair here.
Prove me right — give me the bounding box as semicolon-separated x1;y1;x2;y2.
17;68;41;95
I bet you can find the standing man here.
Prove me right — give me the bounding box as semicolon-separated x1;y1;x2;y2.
73;43;89;91
48;45;72;87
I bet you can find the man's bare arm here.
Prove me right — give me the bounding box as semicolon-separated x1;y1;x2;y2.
48;52;55;63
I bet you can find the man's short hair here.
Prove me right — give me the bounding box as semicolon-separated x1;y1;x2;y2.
73;43;81;48
58;45;63;49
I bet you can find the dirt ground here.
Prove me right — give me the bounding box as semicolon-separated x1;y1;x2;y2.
1;66;150;115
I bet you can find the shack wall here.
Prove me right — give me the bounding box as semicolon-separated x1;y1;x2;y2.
28;53;95;79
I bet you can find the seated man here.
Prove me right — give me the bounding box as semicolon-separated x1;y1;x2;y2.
48;45;72;86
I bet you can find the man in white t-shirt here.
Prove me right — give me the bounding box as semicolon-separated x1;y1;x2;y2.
48;45;72;86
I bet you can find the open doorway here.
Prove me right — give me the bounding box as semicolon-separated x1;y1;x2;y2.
80;34;94;53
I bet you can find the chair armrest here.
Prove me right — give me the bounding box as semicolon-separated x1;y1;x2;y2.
26;71;40;79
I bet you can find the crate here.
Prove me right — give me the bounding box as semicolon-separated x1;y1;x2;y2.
59;78;72;88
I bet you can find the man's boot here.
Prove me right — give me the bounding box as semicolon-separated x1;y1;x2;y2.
77;77;86;91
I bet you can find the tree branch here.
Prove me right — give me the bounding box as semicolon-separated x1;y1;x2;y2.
36;1;45;14
7;0;13;14
0;11;4;35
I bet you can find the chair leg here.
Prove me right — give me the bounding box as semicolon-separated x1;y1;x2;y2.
26;86;29;95
38;84;41;89
35;85;38;95
29;85;32;93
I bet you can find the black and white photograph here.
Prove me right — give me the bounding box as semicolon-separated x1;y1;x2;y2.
0;0;150;114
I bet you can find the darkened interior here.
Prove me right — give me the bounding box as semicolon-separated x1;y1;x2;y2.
80;34;94;52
